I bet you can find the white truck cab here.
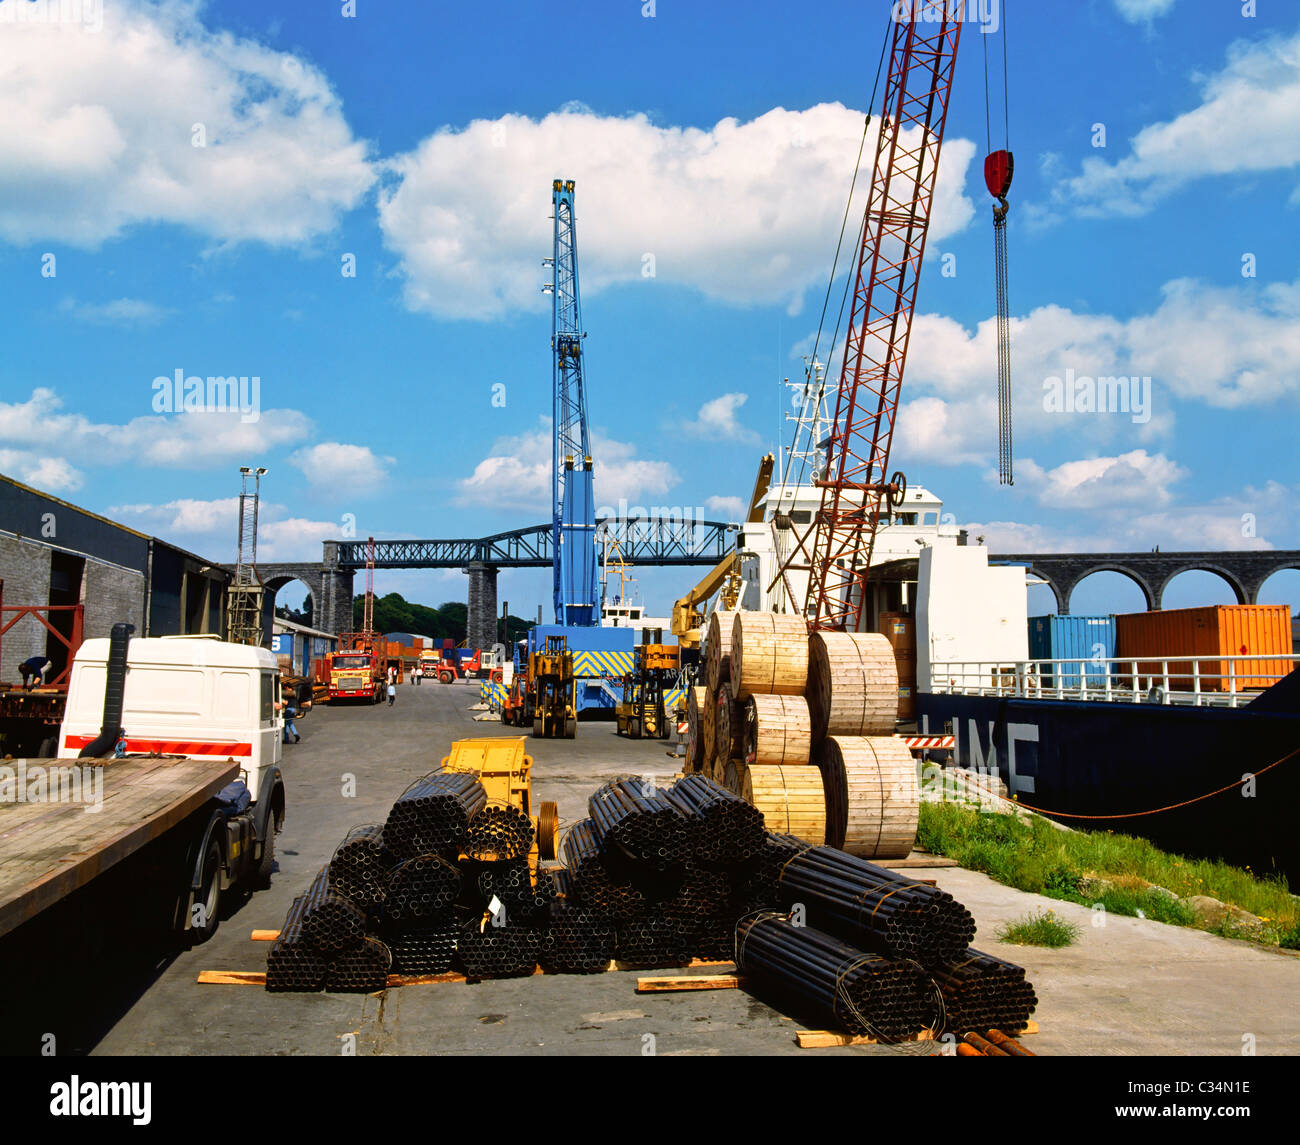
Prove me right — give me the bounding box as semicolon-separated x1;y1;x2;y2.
59;634;283;800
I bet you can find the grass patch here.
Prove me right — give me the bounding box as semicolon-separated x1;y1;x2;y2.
998;909;1080;948
917;801;1299;944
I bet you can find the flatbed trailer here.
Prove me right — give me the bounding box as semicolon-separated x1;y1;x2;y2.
0;754;239;941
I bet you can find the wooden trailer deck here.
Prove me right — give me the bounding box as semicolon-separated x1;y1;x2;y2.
0;754;239;940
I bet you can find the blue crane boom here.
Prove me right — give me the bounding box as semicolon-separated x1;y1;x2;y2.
550;178;599;626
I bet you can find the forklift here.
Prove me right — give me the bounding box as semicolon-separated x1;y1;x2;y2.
616;630;680;740
529;635;576;739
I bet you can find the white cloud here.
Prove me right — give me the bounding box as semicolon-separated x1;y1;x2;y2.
1114;0;1178;22
111;497;341;563
291;443;393;496
1052;26;1300;215
959;520;1121;554
1015;450;1187;510
0;1;374;247
378;104;977;320
58;297;169;326
0;449;83;493
705;494;746;521
0;387;313;469
684;393;760;444
457;419;678;513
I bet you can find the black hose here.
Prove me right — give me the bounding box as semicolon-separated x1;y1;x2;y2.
79;621;133;758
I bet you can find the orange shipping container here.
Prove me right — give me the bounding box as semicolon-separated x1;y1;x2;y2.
1115;605;1293;692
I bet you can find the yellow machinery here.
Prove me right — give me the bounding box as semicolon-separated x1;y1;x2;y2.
671;453;773;649
616;633;681;739
529;634;576;739
441;736;559;861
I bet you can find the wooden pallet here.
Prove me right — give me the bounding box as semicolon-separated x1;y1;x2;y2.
796;1020;1038;1049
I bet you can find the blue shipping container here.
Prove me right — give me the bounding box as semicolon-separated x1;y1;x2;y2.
528;625;636;714
1027;614;1116;689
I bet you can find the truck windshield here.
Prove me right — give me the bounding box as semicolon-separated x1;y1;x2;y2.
333;655;370;669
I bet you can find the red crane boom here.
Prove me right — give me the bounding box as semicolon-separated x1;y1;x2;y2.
798;7;963;632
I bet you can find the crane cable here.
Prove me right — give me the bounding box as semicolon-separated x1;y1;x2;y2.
987;5;1014;486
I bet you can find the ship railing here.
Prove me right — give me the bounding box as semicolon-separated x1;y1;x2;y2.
928;654;1300;709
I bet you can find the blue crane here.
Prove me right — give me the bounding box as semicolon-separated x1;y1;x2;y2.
549;178;599;626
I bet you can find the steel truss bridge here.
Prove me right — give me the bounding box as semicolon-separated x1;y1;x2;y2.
332;518;739;570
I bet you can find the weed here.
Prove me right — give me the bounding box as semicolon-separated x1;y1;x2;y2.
998;909;1080;948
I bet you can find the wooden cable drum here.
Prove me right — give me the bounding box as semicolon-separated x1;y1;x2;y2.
743;765;826;845
729;611;808;700
818;735;919;859
807;631;899;740
701;686;717;762
743;693;812;767
723;758;748;796
714;692;743;761
686;686;709;769
706;611;739;694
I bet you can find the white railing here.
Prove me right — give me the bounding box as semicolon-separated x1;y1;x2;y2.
929;654;1300;709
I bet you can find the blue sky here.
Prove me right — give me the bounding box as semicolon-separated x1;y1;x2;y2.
1;0;1298;621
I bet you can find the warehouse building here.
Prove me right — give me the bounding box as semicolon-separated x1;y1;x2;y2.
271;616;338;676
0;474;232;686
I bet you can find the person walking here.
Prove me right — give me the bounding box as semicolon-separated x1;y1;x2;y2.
387;680;397;707
415;665;422;686
282;703;301;744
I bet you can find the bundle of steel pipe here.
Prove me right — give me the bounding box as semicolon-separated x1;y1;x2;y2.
384;852;462;923
468;857;554;924
300;865;371;954
663;775;765;864
386;921;459;975
539;900;617;974
616;907;695;968
266;894;328;992
672;860;731;920
464;803;535;862
456;924;541;979
536;864;573;902
930;948;1038;1035
589;779;694;868
383;771;488;860
324;935;392;993
563;818;651;922
735;914;939;1041
328;824;392;910
776;846;975;965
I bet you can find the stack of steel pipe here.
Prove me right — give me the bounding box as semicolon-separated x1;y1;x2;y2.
616;907;694;968
468;857;555;925
324;935;392;993
299;865;370;954
589;779;694;868
384;852;461;923
456;923;541;979
386;921;459;975
328;824;392;912
663;775;765;864
930;948;1038;1035
539;900;617;974
735;914;939;1041
674;860;731;920
383;771;488;860
266;894;328;992
776;846;975;965
563;818;651;922
464;803;535;862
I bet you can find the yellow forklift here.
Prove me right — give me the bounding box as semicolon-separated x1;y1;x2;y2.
616;631;680;740
529;634;576;739
441;737;559;860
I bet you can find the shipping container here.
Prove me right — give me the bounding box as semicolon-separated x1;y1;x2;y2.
1027;614;1115;689
1115;605;1293;692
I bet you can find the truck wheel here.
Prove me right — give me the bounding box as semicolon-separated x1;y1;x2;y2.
564;717;576;739
532;717;543;738
629;718;642;740
253;814;276;890
188;836;223;946
440;671;453;685
37;735;57;758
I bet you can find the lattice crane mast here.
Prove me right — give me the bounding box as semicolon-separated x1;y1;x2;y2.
547;179;599;627
786;7;966;632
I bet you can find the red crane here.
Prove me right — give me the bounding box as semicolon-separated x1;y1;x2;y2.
784;5;1010;632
